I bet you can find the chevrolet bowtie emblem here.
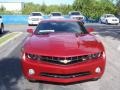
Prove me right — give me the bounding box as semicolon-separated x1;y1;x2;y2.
60;59;71;64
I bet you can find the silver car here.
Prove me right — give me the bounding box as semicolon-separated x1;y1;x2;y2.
69;11;85;24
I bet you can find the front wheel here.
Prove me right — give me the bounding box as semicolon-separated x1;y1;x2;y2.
92;78;99;81
28;24;32;26
105;20;108;25
0;23;4;34
99;20;103;24
28;79;37;83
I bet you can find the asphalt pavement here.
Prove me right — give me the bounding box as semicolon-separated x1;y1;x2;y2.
0;23;120;90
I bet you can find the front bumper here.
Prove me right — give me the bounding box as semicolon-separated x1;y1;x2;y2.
108;20;119;24
28;20;42;25
21;58;105;83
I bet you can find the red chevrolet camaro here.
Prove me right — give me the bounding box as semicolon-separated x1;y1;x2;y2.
21;19;106;84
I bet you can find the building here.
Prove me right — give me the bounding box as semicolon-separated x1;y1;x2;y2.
0;2;24;13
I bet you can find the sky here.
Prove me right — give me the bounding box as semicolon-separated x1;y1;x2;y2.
0;0;74;5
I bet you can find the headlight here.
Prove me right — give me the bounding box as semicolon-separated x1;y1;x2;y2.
81;52;102;61
26;53;39;60
91;52;102;59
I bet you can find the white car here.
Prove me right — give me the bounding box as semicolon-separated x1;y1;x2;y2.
100;14;119;25
69;11;85;24
49;12;64;19
28;12;43;25
0;16;4;34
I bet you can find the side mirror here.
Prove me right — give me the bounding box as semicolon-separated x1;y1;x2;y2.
87;27;94;33
27;29;33;33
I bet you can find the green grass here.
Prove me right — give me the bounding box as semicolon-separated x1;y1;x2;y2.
0;32;19;45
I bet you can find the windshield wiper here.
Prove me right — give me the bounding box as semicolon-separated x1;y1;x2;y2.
75;32;85;37
38;30;55;35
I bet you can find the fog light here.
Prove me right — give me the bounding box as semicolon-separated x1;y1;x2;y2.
95;67;101;73
28;69;35;75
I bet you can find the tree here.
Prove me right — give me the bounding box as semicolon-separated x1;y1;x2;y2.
22;3;73;15
73;0;116;19
41;2;47;13
0;5;6;12
116;0;120;15
22;1;117;18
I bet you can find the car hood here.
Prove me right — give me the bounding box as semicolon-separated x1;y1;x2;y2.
29;16;43;19
24;33;103;56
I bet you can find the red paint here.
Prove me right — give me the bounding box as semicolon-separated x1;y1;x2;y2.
27;29;33;33
21;20;106;83
87;27;94;33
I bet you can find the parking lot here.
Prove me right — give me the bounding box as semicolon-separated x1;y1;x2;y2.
0;23;120;90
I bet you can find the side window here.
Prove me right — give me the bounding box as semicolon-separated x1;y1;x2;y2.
104;15;107;18
102;15;105;18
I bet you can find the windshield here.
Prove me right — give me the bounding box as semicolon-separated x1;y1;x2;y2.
34;21;88;34
106;14;115;17
71;12;81;15
31;13;42;16
51;13;62;16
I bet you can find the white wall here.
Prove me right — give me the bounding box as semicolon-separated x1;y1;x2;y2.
0;2;23;11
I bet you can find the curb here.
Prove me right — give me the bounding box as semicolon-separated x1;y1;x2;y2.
0;32;23;47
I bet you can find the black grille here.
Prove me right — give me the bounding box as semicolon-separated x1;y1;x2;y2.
31;18;39;21
75;17;83;20
40;72;90;78
26;52;102;65
40;55;87;65
112;19;117;21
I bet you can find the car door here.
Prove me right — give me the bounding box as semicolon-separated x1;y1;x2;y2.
100;15;104;22
101;15;107;23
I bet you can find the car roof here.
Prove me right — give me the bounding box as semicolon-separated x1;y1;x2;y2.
40;19;80;22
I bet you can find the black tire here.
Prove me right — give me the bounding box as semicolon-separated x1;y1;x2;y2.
92;78;99;81
0;23;4;34
105;20;108;25
28;24;31;26
100;20;103;24
28;79;37;82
